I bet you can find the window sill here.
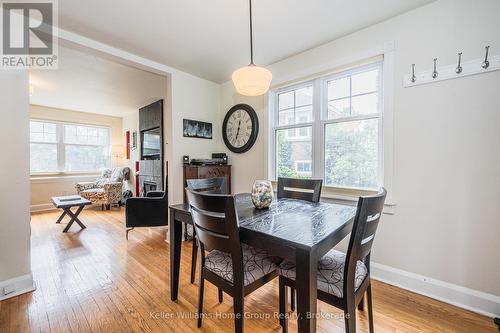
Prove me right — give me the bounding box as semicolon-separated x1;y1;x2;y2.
320;189;396;215
271;181;396;214
30;173;99;184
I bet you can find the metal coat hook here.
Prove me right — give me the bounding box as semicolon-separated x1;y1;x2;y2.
411;64;416;82
455;52;463;74
481;46;490;69
432;58;438;78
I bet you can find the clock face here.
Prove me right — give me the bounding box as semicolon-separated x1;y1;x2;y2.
226;109;252;148
222;104;259;153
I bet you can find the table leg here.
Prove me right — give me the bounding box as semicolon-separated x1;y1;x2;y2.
63;206;86;232
169;209;182;301
56;210;67;224
295;249;318;333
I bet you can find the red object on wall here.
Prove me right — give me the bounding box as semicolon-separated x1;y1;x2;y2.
126;131;131;160
135;161;140;197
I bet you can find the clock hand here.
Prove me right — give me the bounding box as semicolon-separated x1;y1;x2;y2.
235;120;241;140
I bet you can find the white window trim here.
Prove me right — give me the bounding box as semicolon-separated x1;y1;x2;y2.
266;42;396;206
30;118;112;176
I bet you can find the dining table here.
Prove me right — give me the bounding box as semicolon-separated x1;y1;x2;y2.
168;193;357;333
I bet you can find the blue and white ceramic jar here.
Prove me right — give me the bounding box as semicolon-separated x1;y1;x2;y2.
251;180;273;209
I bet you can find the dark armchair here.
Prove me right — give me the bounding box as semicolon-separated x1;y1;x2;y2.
125;179;168;240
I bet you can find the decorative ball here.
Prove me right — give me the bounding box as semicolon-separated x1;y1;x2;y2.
251;180;273;209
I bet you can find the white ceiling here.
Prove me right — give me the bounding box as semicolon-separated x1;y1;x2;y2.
29;46;167;117
58;0;435;83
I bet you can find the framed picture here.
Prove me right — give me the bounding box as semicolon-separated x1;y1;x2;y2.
183;119;212;139
126;131;130;159
131;130;137;150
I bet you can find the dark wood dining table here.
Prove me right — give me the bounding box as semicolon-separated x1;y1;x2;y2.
168;193;357;333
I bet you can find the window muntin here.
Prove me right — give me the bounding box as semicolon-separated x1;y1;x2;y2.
30;120;111;174
278;85;313;126
271;62;383;190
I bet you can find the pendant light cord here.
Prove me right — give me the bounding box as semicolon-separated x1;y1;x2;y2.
249;0;254;65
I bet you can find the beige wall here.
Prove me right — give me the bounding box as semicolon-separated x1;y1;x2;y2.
29;105;124;209
168;71;222;205
0;69;33;292
219;0;500;303
122;111;140;193
219;89;266;194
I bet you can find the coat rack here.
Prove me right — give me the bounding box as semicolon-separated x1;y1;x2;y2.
403;46;500;87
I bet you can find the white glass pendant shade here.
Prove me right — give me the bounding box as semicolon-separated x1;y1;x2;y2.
232;64;272;96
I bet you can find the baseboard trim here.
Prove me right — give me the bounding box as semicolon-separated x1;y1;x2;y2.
371;262;500;318
0;274;36;301
30;203;56;213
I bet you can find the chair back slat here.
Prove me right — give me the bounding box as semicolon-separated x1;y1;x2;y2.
194;223;232;253
359;235;375;259
185;190;227;213
190;207;228;235
363;216;380;240
277;177;323;203
343;188;387;293
186;177;227;194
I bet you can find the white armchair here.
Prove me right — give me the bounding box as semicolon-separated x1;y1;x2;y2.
76;167;130;209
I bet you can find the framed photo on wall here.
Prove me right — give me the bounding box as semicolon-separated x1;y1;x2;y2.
131;130;137;150
183;119;212;139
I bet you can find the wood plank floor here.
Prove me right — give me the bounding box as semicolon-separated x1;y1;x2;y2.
0;207;496;333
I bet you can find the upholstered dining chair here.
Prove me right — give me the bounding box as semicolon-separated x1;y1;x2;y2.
186;177;227;283
278;188;387;333
186;189;282;333
277;177;323;310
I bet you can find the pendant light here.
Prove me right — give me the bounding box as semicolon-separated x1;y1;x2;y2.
232;0;272;96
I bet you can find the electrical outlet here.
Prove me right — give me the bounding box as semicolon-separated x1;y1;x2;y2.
3;284;16;295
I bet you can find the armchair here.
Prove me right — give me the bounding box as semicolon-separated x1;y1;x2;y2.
76;167;130;209
125;177;168;239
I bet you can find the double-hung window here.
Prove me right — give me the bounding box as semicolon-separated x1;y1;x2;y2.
271;61;383;191
30;120;111;174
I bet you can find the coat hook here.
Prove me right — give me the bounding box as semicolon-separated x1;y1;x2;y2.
481;46;490;69
410;64;416;82
432;58;438;79
455;52;463;74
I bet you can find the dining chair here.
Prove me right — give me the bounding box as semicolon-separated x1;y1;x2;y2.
277;177;323;310
278;188;387;333
186;177;227;284
186;189;282;333
277;177;323;203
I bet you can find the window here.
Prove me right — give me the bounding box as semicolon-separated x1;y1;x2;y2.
275;85;313;179
30;120;111;174
294;160;312;177
271;62;383;190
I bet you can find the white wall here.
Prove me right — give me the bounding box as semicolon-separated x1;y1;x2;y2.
122;111;140;193
0;69;34;297
219;0;500;313
168;72;221;204
29;105;124;210
219;87;266;194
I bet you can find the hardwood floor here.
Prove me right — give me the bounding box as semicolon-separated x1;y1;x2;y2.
0;207;496;332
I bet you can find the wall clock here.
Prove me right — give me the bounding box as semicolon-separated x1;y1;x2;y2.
222;104;259;153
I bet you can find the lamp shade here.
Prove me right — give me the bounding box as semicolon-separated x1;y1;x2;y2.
232;64;272;96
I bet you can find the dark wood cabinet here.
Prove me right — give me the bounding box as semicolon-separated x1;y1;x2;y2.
183;165;232;203
139;100;163;132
